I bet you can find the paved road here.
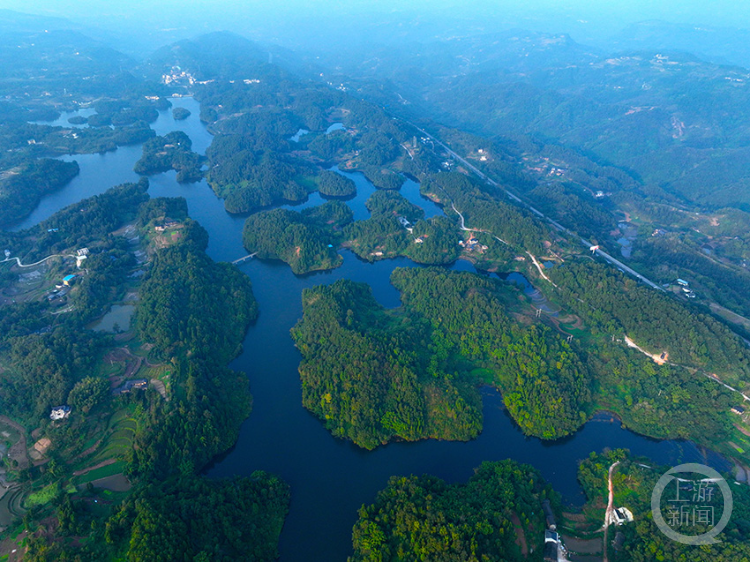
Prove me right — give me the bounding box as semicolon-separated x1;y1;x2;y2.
1;253;76;269
414;126;664;291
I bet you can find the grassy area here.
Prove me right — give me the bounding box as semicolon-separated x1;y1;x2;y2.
141;364;171;380
92;409;137;464
24;482;59;509
74;460;127;486
469;367;496;385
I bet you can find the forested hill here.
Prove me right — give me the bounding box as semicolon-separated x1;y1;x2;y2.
145;31;274;83
0;180;289;560
292;268;591;449
350;460;558;561
551;261;750;384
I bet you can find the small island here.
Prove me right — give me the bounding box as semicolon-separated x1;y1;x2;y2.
172;106;192;120
242;201;352;274
134;131;203;182
317;169;356;197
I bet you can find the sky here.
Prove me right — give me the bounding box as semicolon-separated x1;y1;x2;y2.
1;0;749;58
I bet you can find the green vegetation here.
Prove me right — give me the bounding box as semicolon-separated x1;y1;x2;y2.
578;450;750;561
365;189;423;221
318;169;356;197
423;172;549;255
24;473;290;562
587;343;734;443
134;131;203;182
171;107;191;121
0;159;79;227
33;178;150;260
308;130;356;159
404;216;461;264
358;166;405;190
206;140;314;213
242;202;351;274
350;460;556;561
551;261;750;384
0;173;288;560
292;269;591;449
136;232;257;362
344;191;460;264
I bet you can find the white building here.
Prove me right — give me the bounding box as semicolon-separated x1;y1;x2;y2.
50;405;71;420
612;507;634;525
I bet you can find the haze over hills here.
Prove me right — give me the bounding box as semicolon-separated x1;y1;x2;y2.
1;5;750;562
611;19;750;69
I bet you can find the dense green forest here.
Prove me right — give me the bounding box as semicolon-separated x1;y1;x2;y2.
172;107;191;121
207;145;314;214
130;218;259;474
350;460;557;561
292;269;591;448
344;190;461;264
317;169;357;197
0;159;79;227
24;473;290;562
0;174;289;559
586;342;734;444
134;131;203;182
242;201;351;274
550;261;750;384
308;130;356;160
357;165;406;191
391;268;591;439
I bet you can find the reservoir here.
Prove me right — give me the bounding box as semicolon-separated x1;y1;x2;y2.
89;304;136;333
7;97;732;561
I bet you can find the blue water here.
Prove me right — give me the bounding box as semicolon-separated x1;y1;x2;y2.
326;122;345;134
30;107;97;129
6;97;733;561
289;129;309;143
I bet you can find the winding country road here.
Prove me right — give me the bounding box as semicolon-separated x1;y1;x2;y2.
1;253;76;269
602;461;621;562
416;125;750;404
449;188;557;286
414;126;663;291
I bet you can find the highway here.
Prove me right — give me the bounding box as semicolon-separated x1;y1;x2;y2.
414;126;664;292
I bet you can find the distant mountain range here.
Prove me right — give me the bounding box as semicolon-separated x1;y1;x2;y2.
610;20;750;69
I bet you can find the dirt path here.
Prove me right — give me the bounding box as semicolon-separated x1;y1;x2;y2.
602;461;621;562
510;512;528;557
74;439;102;460
72;458;116;477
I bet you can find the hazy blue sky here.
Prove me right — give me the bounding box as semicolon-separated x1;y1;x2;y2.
2;0;746;25
1;0;749;57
